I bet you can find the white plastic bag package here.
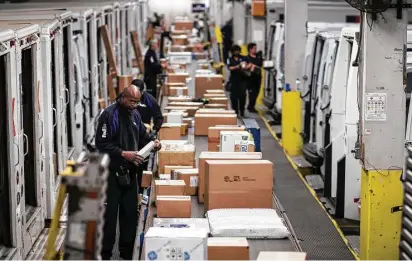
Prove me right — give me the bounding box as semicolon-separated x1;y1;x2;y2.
206;208;290;239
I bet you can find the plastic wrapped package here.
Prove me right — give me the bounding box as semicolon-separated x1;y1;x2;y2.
206;208;290;239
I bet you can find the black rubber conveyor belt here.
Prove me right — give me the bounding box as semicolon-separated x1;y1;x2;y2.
255;117;355;260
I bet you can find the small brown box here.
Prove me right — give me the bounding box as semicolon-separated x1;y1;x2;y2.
156;195;191;218
169;97;193;102
205;160;273;211
205;104;228;109
165;106;199;117
194;114;237;136
206;90;225;94
167;73;189;83
159;124;181;140
154;180;186;196
208;238;249;260
117;75;133;93
180;123;188;135
203;93;226;98
169;87;189;96
174;21;193;31
172;36;188;45
197;152;263;203
172;168;199;196
208;126;246;151
141;171;153;188
164;165;193;175
168;102;204;108
164;82;185;96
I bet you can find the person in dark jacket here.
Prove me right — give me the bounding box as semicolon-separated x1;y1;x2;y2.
144;39;165;100
96;85;161;260
221;19;233;62
246;43;263;113
227;44;250;117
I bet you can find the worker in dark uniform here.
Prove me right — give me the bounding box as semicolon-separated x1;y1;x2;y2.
246;43;263;113
95;86;161;260
227;44;249;117
144;39;165;100
115;79;164;189
221;19;233;62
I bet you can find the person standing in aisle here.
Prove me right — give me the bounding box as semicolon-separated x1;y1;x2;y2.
246;43;263;113
227;44;250;117
95;85;161;260
144;39;165;100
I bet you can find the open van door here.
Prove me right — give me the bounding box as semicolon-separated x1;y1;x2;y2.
72;37;85;155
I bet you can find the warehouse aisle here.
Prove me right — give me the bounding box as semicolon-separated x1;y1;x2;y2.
255;115;356;260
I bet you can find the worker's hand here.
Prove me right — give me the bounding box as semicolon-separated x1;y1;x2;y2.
121;151;144;165
132;154;145;166
153;139;162;152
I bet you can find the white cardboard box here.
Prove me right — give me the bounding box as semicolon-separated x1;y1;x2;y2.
144;227;208;260
234;140;256;152
167;111;184;124
220;131;251;152
153;218;210;233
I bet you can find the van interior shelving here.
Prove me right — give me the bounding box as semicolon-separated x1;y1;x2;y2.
51;38;59;181
62;26;73;156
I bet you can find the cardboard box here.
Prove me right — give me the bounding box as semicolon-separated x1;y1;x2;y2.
174;21;194;31
169;101;204;107
141;171;153;188
155;180;186;196
195;75;224;97
206;90;225;94
234;140;256;152
204;93;226;98
159;123;181;140
197;152;263;203
164;82;185;96
170;45;190;52
205;104;228;109
168;97;193;102
144;227;208;260
153;218;210;233
205;160;273;211
169;86;189;96
208;238;249;260
209;97;229;108
164;165;193;174
194;114;237;136
156;196;192;218
220;131;252;152
172;168;199;196
166;111;184;124
257;251;307;260
165;106;199;117
183;117;193;128
196;109;235;115
180;123;188;135
118;75;133;93
159;174;172;180
158;144;196;173
208;126;246;151
172;35;188;45
168;73;189;83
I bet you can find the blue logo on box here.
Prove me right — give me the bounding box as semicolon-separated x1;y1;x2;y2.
148;251;157;260
184;252;190;260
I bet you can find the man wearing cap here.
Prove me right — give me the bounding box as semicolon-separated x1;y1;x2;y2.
144;39;165;100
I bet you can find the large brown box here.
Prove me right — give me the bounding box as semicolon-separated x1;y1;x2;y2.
197;152;263;203
156;196;191;218
195;75;224;97
168;97;193;102
204;93;226;98
141;171;153;188
158;144;196;173
209;97;229;108
194;114;237;136
172;168;199;196
205;160;273;211
208;126;246;151
208;238;249;260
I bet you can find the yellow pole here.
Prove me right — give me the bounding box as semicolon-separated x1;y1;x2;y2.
281;91;303;156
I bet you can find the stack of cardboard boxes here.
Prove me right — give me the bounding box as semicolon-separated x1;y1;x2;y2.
142;18;305;261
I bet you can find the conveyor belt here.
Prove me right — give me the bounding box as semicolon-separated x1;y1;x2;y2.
255;115;356;260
